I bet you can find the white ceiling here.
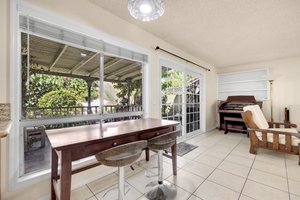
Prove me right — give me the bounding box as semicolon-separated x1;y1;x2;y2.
90;0;300;67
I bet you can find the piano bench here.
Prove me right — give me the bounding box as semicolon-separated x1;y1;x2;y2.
224;117;248;136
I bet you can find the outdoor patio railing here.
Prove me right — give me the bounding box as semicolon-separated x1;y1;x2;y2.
24;105;143;119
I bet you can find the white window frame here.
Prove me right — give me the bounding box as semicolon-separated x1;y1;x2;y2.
9;0;151;190
158;57;206;140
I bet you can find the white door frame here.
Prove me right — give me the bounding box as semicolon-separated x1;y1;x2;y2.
158;57;206;140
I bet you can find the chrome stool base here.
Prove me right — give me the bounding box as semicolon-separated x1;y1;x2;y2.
145;181;177;200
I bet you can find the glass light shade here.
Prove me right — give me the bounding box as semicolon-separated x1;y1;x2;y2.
128;0;165;22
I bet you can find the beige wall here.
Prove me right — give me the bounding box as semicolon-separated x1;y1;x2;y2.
217;56;300;122
1;0;217;199
0;0;9;103
0;0;9;198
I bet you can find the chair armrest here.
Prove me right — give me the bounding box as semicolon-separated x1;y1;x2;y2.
268;122;297;128
248;128;300;139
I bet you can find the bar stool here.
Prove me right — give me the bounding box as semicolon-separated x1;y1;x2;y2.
145;130;178;200
95;140;147;200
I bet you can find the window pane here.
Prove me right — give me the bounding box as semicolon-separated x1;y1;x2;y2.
23;120;98;174
21;33;99;119
21;32;145;175
185;74;201;134
103;57;143;114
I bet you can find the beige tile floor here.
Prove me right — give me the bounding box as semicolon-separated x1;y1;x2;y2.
71;129;300;200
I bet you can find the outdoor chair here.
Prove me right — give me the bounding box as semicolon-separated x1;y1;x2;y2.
241;105;300;165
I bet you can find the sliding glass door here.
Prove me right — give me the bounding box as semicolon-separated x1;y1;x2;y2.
161;66;184;137
160;59;203;138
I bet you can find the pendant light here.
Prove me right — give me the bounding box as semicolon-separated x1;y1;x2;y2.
128;0;165;22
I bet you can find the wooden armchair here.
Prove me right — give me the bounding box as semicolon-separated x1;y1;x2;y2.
241;105;300;165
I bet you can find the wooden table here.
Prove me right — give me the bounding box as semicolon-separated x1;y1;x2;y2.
47;118;178;200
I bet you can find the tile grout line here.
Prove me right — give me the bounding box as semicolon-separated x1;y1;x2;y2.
237;153;257;200
161;134;243;198
238;151;292;199
85;183;98;200
124;179;145;199
200;143;293;197
246;176;291;194
284;153;291;200
188;135;244;199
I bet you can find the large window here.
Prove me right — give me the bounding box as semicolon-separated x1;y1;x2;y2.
18;15;146;175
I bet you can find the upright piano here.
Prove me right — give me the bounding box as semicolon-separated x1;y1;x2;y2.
218;96;262;133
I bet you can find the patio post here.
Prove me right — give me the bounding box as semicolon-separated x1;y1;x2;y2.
86;80;93;114
127;79;132;107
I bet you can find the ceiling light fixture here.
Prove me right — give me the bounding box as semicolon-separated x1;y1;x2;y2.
80;53;87;57
128;0;165;22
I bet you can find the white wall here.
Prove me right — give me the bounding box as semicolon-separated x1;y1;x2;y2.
0;0;9;198
0;0;9;103
217;56;300;122
1;0;218;199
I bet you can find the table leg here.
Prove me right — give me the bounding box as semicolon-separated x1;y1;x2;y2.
60;149;72;200
224;121;228;134
171;143;177;176
41;130;46;148
51;149;58;200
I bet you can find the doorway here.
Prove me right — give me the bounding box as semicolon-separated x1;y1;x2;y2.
160;59;203;139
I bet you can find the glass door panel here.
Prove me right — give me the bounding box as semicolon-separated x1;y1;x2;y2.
186;73;201;135
160;61;203;138
161;66;183;137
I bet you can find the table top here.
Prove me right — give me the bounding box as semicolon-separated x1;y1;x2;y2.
46;118;178;149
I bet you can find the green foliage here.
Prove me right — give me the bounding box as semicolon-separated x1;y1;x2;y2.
62;78;98;101
161;67;183;116
37;89;82;116
24;74;64;107
24;74;98;108
113;79;142;105
113;83;128;100
38;89;81;108
161;68;183;91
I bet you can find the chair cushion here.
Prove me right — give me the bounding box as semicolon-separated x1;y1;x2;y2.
255;128;300;146
243;105;269;129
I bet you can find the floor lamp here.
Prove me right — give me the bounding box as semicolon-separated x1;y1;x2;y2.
269;80;274;122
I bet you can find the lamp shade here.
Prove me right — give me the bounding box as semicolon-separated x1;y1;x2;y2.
128;0;165;21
